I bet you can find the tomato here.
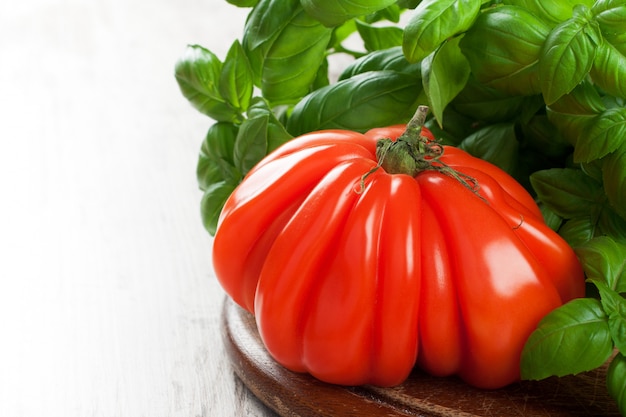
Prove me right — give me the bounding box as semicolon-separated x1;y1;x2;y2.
212;112;585;389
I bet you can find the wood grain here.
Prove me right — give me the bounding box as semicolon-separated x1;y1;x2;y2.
223;297;621;417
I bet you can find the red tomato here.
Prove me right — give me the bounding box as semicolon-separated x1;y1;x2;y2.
212;123;585;389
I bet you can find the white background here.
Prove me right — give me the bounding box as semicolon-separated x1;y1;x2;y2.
0;0;276;415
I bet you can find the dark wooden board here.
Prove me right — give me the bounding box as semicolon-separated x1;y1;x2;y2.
221;297;620;416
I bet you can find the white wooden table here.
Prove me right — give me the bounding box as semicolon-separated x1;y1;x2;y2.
0;1;276;415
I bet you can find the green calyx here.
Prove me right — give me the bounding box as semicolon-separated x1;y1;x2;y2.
370;105;484;200
376;105;440;177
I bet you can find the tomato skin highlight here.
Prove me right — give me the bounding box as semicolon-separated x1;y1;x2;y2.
212;126;585;389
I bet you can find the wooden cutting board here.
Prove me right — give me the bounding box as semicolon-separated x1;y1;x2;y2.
221;297;620;416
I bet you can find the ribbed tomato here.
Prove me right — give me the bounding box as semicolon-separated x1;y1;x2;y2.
212;108;585;389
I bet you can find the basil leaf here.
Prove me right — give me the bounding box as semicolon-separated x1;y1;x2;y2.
520;298;613;380
537;203;563;231
421;36;470;126
548;79;607;114
233;115;270;176
243;0;332;104
597;205;626;243
197;123;241;191
581;158;604;181
403;0;481;63
502;0;594;25
300;0;396;27
593;280;626;353
312;57;330;91
244;0;293;50
452;76;542;124
574;107;626;163
424;107;475;146
590;41;626;100
520;115;572;158
219;41;254;113
366;4;402;24
603;143;626;220
530;168;604;219
539;5;602;105
286;70;423;135
397;0;421;9
593;0;626;33
594;0;626;55
227;0;259;6
175;45;240;122
246;97;293;152
458;123;519;175
576;237;626;293
604;32;626;56
201;181;238;236
460;5;549;96
338;46;422;80
355;20;403;52
559;217;596;248
547;81;606;146
607;353;626;417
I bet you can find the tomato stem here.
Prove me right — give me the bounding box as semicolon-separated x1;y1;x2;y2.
372;106;485;201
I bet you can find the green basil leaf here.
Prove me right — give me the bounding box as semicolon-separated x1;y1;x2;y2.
458;123;519;175
312;57;330;91
460;5;550;96
559;217;596;248
590;41;626;100
246;97;293;152
421;36;470;126
197;163;222;192
243;0;332;104
593;280;626;353
175;45;240;122
581;158;604;181
452;76;542;124
502;0;594;25
576;236;626;293
593;0;626;33
286;70;423;135
547;81;606;146
397;0;421;9
539;5;602;105
338;46;422;80
607;353;626;417
244;0;293;50
424;107;475;146
520;298;613;380
300;0;396;27
598;205;626;243
592;0;626;57
530;168;604;219
219;41;254;113
520;115;572;158
603;143;626;220
227;0;259;6
233;115;269;175
201;181;238;236
403;0;481;63
605;31;626;56
365;3;402;24
548;79;607;114
330;19;358;49
537;203;563;231
355;20;403;52
574;107;626;163
197;123;241;190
